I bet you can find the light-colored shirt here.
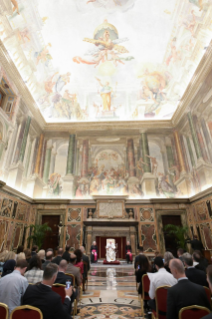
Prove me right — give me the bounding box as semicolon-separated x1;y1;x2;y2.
24;267;44;284
0;270;28;315
148;268;177;299
178;277;188;282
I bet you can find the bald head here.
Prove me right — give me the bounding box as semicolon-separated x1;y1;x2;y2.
59;259;67;272
170;259;185;280
80;246;85;253
46;251;53;261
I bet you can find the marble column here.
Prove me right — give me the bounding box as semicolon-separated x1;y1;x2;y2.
40;140;47;178
140;133;151;173
166;145;175;168
201;118;212;162
50;149;57;175
180;135;189;172
19;116;31;162
193;115;208;162
43;145;52;183
173;130;186;173
129;226;136;256
13;119;27;164
140;133;156;196
186;136;195;168
66;134;76;175
62;134;76;198
187;112;202;160
127;139;136;177
34;134;44;175
81;140;89;177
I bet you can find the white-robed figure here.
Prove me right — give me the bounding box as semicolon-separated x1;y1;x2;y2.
106;239;116;262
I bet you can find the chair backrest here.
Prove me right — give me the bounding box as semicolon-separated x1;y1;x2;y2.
65;272;75;286
179;305;210;319
155;285;171;319
142;274;150;301
204;286;211;305
106;238;115;246
10;305;43;319
0;302;8;319
52;284;66;303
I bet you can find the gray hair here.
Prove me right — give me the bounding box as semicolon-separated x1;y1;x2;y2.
182;252;193;267
43;263;58;280
164;251;174;266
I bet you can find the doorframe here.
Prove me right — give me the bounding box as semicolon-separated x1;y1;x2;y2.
155;209;188;255
36;210;66;248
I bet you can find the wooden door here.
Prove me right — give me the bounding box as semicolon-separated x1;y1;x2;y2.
162;215;182;256
41;215;60;251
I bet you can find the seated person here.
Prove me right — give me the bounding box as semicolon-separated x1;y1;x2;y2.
24;249;32;264
106;240;116;262
55;260;77;302
62;245;71;262
164;251;174;273
134;246;144;269
66;253;82;288
0;259;28;316
136;255;152;295
182;252;208;287
31;245;38;257
148;256;177;311
80;246;90;279
74;249;84;275
24;255;44;284
90;241;98;263
52;247;63;265
37;249;46;264
202;265;212;318
22;263;73;319
193;250;208;272
126;241;133;264
177;248;184;262
1;259;16;277
42;251;53;271
167;259;211;319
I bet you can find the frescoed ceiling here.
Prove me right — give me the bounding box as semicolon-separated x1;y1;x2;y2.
1;0;212;122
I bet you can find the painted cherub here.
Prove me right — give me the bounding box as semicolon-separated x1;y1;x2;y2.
11;0;20;15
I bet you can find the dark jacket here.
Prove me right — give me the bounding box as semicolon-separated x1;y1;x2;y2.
185;267;208;287
62;251;70;263
195;258;208;272
202;314;212;319
191;239;203;251
167;279;211;319
22;283;71;319
42;260;51;271
52;256;63;265
55;272;73;286
135;269;147;294
82;254;90;277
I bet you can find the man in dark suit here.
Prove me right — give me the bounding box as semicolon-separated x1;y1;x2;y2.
167;259;211;319
134;246;144;269
52;247;63;265
203;265;212;318
62;245;71;263
177;248;184;262
55;260;76;302
42;251;53;271
182;252;208;287
22;263;73;319
190;235;204;251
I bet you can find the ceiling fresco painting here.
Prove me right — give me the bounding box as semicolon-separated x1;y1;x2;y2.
1;0;212;122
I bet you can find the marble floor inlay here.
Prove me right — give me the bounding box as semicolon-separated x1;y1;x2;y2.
76;263;144;318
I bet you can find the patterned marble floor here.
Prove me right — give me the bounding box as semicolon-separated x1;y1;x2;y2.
76;262;145;319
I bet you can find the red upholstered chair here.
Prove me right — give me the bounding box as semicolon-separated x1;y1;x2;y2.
52;284;66;303
65;273;75;286
10;305;43;319
0;302;9;319
179;305;210;319
140;274;151;314
152;285;171;319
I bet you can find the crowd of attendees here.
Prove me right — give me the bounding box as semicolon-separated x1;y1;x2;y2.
0;244;90;319
135;246;212;319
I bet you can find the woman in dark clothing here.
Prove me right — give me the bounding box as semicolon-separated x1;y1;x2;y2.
136;255;152;295
2;259;16;277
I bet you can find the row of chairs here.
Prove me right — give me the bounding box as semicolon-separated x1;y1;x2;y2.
0;304;42;319
140;274;211;319
0;272;81;319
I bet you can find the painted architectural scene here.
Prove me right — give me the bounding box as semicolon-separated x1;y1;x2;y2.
0;0;212;121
